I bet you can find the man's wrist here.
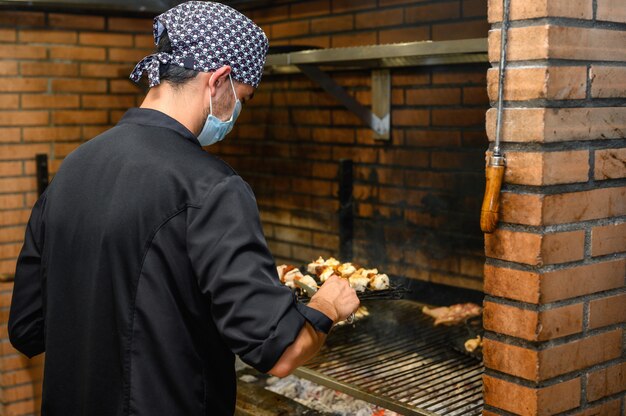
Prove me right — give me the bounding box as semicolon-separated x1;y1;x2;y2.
307;297;338;324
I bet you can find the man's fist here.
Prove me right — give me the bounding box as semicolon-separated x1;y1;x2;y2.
309;275;360;323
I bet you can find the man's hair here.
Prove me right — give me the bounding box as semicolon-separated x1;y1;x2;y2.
157;29;199;86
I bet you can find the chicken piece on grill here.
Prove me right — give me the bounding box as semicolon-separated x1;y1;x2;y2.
318;266;335;283
464;335;482;353
298;274;318;291
422;303;482;326
348;274;370;292
369;273;390;291
337;262;357;278
324;257;341;268
307;257;325;275
281;267;303;289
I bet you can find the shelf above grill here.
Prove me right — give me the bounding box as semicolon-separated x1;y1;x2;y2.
263;38;488;74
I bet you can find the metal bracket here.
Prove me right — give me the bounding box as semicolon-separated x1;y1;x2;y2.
296;64;391;140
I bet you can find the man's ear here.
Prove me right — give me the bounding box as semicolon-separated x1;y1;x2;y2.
208;65;232;97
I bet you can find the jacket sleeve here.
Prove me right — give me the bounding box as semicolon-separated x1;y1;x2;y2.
186;175;309;373
8;193;47;358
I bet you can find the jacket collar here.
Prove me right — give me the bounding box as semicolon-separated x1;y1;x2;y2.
118;108;201;147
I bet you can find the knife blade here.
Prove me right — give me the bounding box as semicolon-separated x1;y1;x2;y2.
294;279;317;297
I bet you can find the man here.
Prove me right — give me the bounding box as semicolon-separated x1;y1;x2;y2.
8;2;359;415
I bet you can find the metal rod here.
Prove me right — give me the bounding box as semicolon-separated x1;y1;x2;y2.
493;0;511;156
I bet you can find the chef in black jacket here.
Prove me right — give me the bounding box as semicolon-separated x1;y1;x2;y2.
8;2;359;415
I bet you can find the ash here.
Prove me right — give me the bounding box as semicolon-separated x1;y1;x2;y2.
266;375;400;416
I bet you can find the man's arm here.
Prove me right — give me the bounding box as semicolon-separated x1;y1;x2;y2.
8;193;47;358
269;277;358;377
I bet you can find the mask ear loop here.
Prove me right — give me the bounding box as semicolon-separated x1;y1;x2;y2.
208;72;215;116
227;73;237;122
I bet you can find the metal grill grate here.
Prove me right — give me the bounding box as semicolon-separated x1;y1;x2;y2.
293;300;484;416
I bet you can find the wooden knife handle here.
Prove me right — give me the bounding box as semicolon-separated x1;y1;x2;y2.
480;164;505;233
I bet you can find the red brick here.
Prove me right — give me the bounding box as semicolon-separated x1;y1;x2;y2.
589;293;626;330
463;0;487;17
432;108;484;126
502;150;589;186
0;11;45;26
54;142;80;158
292;109;331;125
0;78;47;92
108;47;154;63
488;67;587;101
489;26;626;63
110;80;142;93
310;15;353;34
406;88;461;106
596;0;626;23
107;17;153;32
484;338;539;380
0;44;46;59
433;70;484;85
0;94;18;110
571;399;621;416
545;187;626;225
392;109;429;126
49;45;106;61
272;20;310;39
0;161;22;176
5;399;38;416
0;28;16;42
378;27;430;44
48;13;105;30
79;32;133;47
331;0;376;12
485;229;584;266
484;301;583;341
18;29;77;44
590;66;626;98
80;63;133;78
355;9;403;29
595;148;626;180
290;0;330;18
331;31;377;48
22;94;79;109
311;127;354;144
486;107;626;143
488;0;592;22
52;110;107;125
51;78;107;93
134;35;154;48
0;111;48;127
82;95;135;109
0;228;24;243
592;222;626;257
250;6;289;24
540;330;622;380
406;2;460;23
404;130;461;147
23;126;81;142
0;62;18;76
0;195;24;210
433;20;489;41
19;62;78;77
380;149;429;168
463;86;489;105
0;209;30;226
587;361;626;402
483;375;580;415
0;177;36;193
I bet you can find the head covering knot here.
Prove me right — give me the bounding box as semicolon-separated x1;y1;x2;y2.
129;1;269;88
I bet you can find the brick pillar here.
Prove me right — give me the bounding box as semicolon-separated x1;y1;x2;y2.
483;1;626;415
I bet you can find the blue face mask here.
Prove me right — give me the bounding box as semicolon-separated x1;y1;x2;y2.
197;74;241;146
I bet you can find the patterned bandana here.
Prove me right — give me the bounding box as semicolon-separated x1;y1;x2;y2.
130;1;268;88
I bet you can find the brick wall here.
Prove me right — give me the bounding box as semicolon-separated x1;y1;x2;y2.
212;0;490;291
0;9;152;415
0;1;491;414
482;0;626;414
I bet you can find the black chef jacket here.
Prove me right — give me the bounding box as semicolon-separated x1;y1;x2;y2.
8;108;328;416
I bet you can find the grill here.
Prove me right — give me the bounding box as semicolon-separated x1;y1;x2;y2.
292;299;484;416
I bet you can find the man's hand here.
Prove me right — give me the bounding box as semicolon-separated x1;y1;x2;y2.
308;275;360;323
268;275;360;378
